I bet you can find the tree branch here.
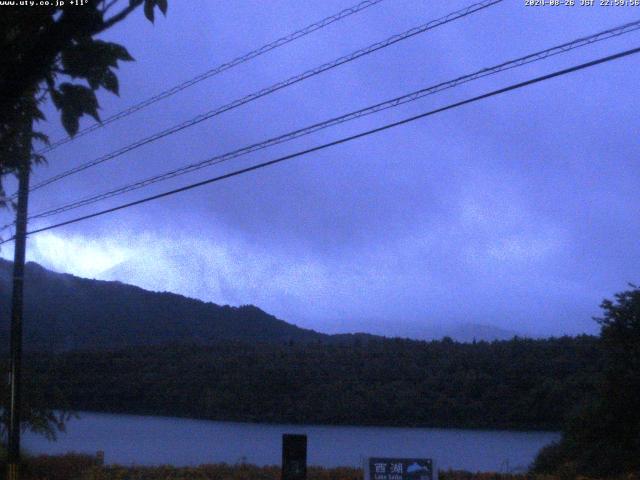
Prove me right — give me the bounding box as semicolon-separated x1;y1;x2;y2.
99;0;144;33
102;0;121;17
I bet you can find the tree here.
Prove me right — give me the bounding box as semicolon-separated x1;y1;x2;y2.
0;369;72;444
0;0;168;204
0;0;169;453
532;285;640;476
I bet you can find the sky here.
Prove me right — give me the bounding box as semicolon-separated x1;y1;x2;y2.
2;0;639;338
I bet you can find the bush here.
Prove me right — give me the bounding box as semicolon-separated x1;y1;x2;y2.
532;286;640;477
0;452;99;480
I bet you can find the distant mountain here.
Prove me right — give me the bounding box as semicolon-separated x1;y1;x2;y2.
0;259;523;353
0;259;327;352
447;323;521;342
417;323;522;342
97;256;527;343
97;254;243;308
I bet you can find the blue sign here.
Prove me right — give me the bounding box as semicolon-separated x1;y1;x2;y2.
368;457;434;480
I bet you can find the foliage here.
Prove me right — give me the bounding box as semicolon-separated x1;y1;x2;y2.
0;452;100;480
0;0;168;204
0;260;604;433
12;335;602;432
0;0;169;451
532;285;640;476
0;355;74;444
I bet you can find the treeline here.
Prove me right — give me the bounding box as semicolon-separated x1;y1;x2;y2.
19;335;602;431
531;286;640;476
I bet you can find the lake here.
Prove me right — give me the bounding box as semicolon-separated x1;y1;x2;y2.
23;412;559;473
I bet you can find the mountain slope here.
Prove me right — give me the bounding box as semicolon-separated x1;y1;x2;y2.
0;259;327;352
0;259;526;352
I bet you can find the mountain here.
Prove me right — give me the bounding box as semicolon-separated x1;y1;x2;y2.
0;259;524;352
97;256;528;343
447;323;520;342
0;259;327;352
96;254;244;308
417;323;521;342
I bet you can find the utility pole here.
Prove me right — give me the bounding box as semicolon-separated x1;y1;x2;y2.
7;118;32;480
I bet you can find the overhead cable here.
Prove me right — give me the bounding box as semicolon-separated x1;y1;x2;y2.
38;0;388;154
26;19;640;222
27;0;502;194
2;45;636;245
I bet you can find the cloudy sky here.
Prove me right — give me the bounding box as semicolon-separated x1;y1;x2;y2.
2;0;639;338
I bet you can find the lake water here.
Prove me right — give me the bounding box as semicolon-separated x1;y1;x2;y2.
23;412;559;473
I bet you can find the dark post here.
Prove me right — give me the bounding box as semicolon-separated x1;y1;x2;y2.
7;145;32;480
282;434;307;480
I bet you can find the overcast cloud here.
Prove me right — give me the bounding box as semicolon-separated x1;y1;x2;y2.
2;0;639;338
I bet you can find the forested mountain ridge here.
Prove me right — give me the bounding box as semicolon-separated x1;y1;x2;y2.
0;259;328;351
0;260;605;431
20;335;602;431
0;259;521;352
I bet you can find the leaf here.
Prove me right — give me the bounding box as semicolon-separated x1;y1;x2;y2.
59;40;130;99
56;83;101;136
50;88;63;110
62;83;99;120
61;108;80;137
144;0;155;23
157;0;168;15
31;131;50;146
31;153;47;165
109;43;134;62
62;40;132;80
29;103;46;121
102;69;119;95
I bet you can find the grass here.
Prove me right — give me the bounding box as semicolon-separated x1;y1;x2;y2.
1;453;638;480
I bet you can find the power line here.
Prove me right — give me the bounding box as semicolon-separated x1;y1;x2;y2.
25;19;640;222
26;0;502;195
30;0;500;192
2;45;637;246
37;0;388;155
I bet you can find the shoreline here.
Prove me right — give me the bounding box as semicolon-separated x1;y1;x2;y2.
60;409;563;434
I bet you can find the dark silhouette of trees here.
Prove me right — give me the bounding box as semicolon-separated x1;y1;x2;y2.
0;0;168;204
532;285;640;476
0;0;169;446
12;335;603;431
